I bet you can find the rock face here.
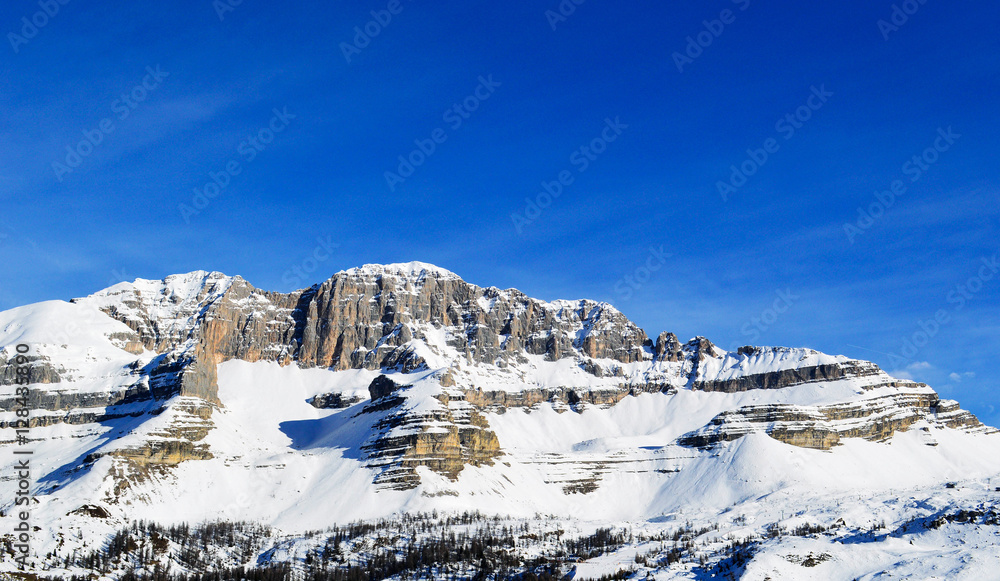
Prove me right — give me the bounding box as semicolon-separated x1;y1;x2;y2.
652;332;684;362
308;392;365;409
0;352;63;385
678;391;991;450
360;376;501;490
283;265;649;370
692;362;865;393
686;346;884;393
84;398;214;471
463;386;638;411
4;263;993;495
74;265;651;405
45;265;656;490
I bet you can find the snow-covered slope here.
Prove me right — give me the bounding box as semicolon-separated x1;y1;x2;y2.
1;264;998;579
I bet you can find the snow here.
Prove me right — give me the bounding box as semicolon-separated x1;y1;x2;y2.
695;346;846;382
69;271;238;358
3;269;1000;578
338;262;461;280
23;358;980;530
5;348;1000;577
0;300;155;405
0;299;137;354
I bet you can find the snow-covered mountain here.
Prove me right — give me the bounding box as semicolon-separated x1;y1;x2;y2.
2;263;999;580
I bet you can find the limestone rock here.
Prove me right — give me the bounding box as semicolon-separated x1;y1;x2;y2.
39;264;989;491
678;391;994;450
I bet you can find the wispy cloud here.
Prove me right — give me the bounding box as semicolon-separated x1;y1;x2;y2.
890;361;934;380
949;371;976;383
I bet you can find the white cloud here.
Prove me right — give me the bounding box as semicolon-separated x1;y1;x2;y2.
948;371;976;383
891;361;933;380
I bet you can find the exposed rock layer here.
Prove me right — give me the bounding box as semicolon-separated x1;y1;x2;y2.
81;268;652;405
7;266;989;491
678;392;992;450
359;375;501;490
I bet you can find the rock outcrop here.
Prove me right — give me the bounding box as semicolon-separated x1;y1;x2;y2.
74;265;652;407
359;375;501;490
4;263;990;493
0;352;63;385
678;391;993;450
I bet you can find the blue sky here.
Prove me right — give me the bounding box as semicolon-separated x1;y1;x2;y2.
1;0;998;426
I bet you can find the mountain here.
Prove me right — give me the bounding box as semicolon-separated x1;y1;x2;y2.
2;263;999;580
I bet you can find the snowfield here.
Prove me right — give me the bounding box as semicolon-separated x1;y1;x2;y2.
1;267;998;579
5;358;998;579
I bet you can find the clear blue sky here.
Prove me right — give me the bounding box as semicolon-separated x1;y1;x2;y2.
1;1;998;426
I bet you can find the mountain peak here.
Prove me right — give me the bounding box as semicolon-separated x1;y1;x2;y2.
81;270;238;301
3;263;998;579
337;261;461;280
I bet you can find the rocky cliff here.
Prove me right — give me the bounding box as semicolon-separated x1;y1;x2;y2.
678;391;989;450
0;263;992;497
71;264;651;402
